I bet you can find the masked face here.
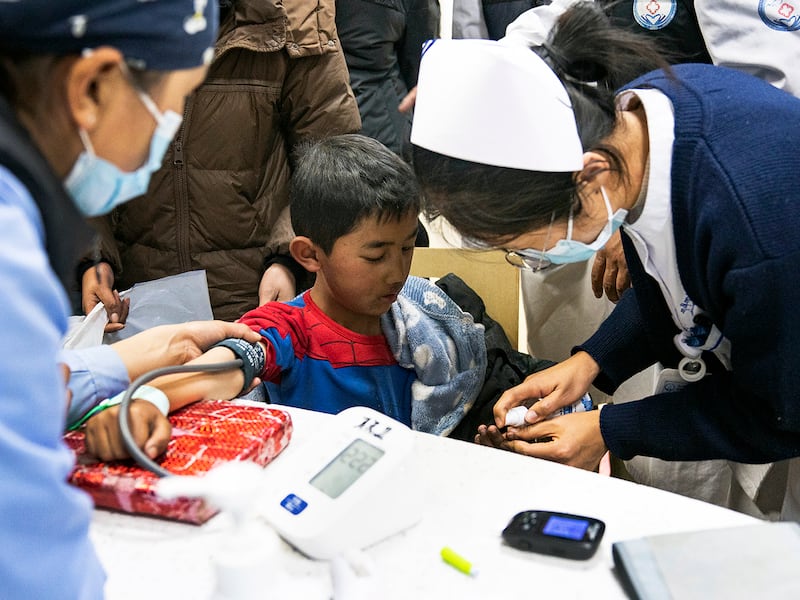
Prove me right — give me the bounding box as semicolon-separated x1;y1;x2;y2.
513;187;627;269
64;83;182;217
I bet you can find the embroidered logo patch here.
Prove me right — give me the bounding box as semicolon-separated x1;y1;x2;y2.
633;0;677;30
759;0;800;31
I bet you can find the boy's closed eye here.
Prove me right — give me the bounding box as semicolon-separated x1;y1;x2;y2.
363;244;414;262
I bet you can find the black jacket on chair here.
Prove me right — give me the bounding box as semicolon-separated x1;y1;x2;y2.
435;273;556;442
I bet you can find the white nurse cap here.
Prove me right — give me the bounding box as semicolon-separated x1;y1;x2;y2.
410;38;584;172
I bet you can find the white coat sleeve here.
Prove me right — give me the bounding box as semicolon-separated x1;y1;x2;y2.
695;0;800;97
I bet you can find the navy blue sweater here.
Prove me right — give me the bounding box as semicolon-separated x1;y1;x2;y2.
579;64;800;463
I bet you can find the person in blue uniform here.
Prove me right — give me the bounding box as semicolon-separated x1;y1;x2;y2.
410;4;800;473
0;2;259;597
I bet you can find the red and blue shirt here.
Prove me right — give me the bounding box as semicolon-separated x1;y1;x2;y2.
239;292;415;425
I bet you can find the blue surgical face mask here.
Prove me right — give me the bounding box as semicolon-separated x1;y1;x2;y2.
65;86;182;217
511;187;627;269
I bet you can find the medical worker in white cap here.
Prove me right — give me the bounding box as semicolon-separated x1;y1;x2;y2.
494;0;800;517
411;2;800;506
0;2;261;597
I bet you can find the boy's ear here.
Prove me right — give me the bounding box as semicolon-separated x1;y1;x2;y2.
290;237;322;272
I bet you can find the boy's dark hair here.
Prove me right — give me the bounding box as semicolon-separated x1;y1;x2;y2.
291;134;421;254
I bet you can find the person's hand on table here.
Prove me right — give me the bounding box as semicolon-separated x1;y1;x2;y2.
591;229;630;303
258;263;296;305
84;400;171;461
82;262;130;332
476;351;605;470
500;410;607;471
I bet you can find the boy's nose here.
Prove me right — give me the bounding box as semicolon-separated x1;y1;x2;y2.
387;252;410;285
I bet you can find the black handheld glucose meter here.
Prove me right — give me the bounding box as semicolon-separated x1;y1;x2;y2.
502;510;605;560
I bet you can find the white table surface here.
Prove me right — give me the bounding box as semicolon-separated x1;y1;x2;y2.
91;406;758;599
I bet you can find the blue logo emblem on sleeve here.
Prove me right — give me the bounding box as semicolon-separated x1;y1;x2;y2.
759;0;800;31
633;0;677;30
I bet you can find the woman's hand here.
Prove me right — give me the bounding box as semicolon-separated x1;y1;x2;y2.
492;351;600;428
110;320;262;380
475;411;607;471
591;230;630;303
501;410;607;471
84;400;171;461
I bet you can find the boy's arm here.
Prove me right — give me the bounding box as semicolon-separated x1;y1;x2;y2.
81;344;254;460
152;343;267;412
150;301;302;411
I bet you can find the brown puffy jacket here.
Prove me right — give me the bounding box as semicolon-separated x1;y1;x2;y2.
94;0;361;321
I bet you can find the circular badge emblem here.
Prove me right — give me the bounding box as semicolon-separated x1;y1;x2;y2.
633;0;677;31
759;0;800;31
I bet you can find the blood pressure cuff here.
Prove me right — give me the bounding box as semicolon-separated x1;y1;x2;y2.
212;338;266;395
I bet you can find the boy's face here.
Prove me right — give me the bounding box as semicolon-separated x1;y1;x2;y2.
311;211;419;335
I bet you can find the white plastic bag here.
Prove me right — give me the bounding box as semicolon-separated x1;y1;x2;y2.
63;270;214;349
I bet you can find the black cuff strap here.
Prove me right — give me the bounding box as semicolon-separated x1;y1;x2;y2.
211;338;266;395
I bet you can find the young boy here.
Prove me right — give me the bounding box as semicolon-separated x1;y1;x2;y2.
86;134;485;452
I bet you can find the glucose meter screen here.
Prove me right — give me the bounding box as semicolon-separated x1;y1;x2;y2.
542;515;589;540
309;439;385;499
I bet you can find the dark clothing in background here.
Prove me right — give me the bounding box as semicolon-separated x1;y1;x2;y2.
600;0;711;63
436;273;555;442
335;0;440;162
477;0;712;65
90;0;361;321
482;0;540;40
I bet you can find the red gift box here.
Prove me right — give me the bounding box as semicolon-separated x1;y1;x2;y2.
65;400;292;524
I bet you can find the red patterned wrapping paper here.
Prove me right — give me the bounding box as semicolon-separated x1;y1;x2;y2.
64;400;292;524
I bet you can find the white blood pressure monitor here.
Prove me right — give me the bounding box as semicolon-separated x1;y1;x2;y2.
260;406;421;559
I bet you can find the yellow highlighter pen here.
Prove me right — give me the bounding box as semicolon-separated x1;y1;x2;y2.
441;546;479;577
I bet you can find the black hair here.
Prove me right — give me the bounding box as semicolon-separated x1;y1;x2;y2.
291;134;422;254
0;49;166;109
0;51;52;105
413;1;670;245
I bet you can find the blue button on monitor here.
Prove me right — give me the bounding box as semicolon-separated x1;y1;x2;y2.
281;493;308;515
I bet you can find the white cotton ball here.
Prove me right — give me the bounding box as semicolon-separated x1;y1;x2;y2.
505;406;529;428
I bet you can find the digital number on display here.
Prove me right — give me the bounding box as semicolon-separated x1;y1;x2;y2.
309;439;385;499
